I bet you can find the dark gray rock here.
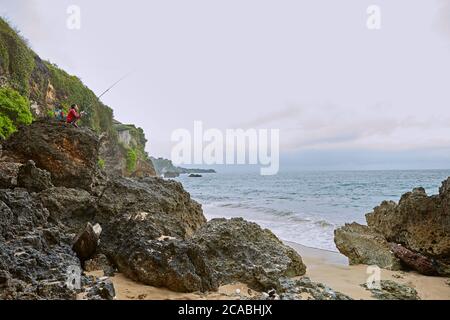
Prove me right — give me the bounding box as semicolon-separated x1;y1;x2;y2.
191;218;307;291
37;187;98;233
72;223;101;263
2;119;101;191
0;189;80;300
273;277;352;300
97;176;206;237
0;161;21;189
84;254;116;277
85;277;116;300
101;213;218;293
17;160;54;193
362;280;420;300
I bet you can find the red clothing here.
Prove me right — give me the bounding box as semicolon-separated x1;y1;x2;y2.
66;109;80;123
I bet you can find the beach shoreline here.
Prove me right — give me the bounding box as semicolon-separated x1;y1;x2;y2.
88;241;450;300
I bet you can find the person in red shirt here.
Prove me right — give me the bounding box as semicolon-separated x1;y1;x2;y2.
66;104;81;127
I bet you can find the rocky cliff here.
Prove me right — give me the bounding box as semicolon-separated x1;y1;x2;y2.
0;121;307;299
0;18;155;178
335;182;450;276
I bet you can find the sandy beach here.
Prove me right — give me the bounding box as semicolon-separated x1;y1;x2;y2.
87;242;450;301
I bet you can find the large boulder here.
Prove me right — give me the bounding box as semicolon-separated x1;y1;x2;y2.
17;160;54;193
97;177;206;237
100;212;217;293
366;184;450;275
101;216;307;293
334;223;402;270
2;119;101;191
191;218;307;291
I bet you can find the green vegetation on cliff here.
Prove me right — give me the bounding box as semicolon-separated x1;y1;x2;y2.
44;62;114;134
0;87;32;139
0;18;35;96
0;17;113;135
0;17;155;176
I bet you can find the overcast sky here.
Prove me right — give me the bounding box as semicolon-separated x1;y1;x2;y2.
2;0;450;170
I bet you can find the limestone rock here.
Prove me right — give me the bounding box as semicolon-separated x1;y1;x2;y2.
366;183;450;276
362;280;419;300
334;222;402;270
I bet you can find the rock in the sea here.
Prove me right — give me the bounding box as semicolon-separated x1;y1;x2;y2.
362;280;420;300
72;223;102;262
366;183;450;276
191;218;307;291
334;223;402;270
389;243;439;276
17;160;54;193
2;119;101;191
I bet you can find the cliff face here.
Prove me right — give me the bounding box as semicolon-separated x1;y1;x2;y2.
0;18;155;178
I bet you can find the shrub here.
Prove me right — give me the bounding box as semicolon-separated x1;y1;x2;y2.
0;87;32;139
126;148;138;172
98;158;106;170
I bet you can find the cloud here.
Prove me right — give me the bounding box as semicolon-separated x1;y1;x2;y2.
277;102;450;152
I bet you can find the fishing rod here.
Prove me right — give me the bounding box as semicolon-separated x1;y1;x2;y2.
97;71;133;100
81;71;133;117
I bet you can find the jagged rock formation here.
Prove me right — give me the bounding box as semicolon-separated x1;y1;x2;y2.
17;160;54;193
362;280;419;300
0;161;20;188
191;218;306;291
0;120;309;298
255;277;352;300
334;223;402;270
0;188;80;299
335;182;450;276
2;119;101;191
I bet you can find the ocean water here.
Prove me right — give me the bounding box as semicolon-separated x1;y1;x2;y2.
177;170;450;252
